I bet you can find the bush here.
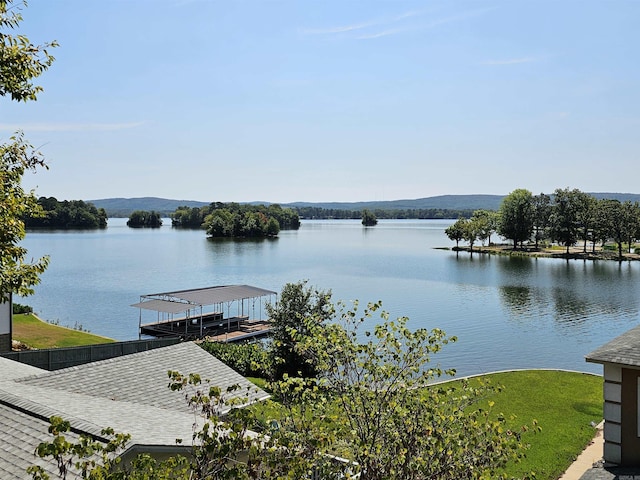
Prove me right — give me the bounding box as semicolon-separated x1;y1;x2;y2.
13;303;33;314
199;341;270;378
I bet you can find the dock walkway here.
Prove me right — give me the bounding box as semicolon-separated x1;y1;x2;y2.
140;313;271;343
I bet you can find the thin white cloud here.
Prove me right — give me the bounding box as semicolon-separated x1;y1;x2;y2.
305;7;491;41
356;28;405;40
301;8;432;37
0;121;144;132
302;21;377;35
481;57;539;66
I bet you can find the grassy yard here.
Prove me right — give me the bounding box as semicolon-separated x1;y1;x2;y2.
13;313;115;348
249;370;602;480
472;370;602;479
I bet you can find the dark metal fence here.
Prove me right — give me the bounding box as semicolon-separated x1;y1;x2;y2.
1;337;180;371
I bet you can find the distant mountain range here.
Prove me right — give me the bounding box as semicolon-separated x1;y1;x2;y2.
89;193;640;218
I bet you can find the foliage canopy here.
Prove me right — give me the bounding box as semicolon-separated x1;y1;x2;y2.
24;197;108;229
0;0;57;300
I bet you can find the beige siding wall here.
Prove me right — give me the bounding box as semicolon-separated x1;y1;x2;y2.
603;363;622;464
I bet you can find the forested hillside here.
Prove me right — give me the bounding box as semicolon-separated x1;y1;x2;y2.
88;194;640;218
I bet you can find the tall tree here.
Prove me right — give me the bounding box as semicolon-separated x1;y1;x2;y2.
549;188;582;254
599;199;632;260
592;198;611;253
625;202;640;253
498;189;534;249
265;281;333;379
444;218;466;249
531;193;551;249
1;0;57;301
574;191;597;253
462;217;480;252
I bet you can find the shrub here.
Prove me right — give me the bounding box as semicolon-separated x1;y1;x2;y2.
13;303;33;314
199;341;270;378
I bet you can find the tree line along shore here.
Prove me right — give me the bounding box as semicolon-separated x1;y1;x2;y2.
445;187;640;261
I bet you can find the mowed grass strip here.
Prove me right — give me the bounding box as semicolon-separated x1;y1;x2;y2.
13;313;115;348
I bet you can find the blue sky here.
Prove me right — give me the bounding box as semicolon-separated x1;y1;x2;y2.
3;1;639;203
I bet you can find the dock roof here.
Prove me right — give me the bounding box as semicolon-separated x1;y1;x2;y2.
132;284;277;314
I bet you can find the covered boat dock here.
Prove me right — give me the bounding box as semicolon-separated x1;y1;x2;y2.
132;285;277;342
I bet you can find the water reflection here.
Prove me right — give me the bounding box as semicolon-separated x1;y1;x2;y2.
499;285;534;314
491;255;640;330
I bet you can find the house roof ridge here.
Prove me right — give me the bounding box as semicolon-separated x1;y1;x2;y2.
0;385;107;439
13;341;192;383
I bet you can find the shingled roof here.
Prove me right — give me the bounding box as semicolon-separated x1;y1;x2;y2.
0;341;269;479
586;323;640;367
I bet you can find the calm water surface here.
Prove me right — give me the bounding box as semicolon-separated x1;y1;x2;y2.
20;219;640;377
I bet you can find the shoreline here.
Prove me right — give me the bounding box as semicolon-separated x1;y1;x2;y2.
442;244;640;261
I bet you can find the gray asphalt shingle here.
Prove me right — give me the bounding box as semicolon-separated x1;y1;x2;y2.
0;341;268;479
585;324;640;367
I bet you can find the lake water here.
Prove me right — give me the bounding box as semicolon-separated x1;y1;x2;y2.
20;218;640;378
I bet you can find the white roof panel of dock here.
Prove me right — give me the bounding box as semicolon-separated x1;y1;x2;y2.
132;285;277;313
130;298;193;314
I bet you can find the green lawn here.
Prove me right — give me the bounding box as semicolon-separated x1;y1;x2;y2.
249;370;602;480
476;370;602;479
13;313;115;348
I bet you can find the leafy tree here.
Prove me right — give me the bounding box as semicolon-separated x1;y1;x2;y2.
282;301;536;480
265;216;280;236
361;208;378;226
171;205;207;228
265;281;333;379
444;218;466;248
498;189;534;249
549;188;582;254
24;197;108;228
573;190;597;253
1;0;57;102
462;217;480;252
28;416;191;480
592;198;611;253
0;0;56;302
598;199;634;260
531;193;551;249
624;201;640;253
1;134;50;299
470;209;497;246
127;210;163;228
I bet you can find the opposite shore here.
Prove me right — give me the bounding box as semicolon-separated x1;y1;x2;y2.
442;244;640;261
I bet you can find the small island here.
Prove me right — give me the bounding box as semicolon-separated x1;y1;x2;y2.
172;202;300;239
361;209;378;226
127;210;163;228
